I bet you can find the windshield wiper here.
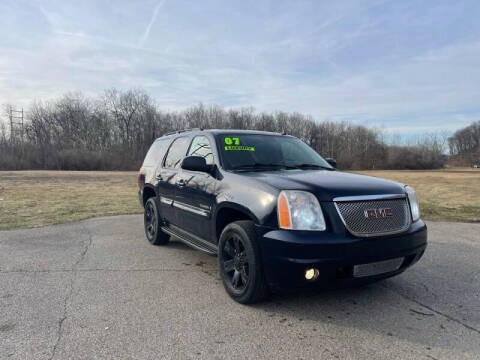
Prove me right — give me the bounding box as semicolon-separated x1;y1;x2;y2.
288;163;335;170
231;163;335;172
231;163;287;171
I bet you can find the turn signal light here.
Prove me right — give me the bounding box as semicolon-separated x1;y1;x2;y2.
277;193;291;228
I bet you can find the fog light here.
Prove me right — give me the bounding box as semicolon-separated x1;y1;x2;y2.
305;268;319;281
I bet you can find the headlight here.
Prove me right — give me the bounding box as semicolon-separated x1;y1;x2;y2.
405;186;420;222
277;190;326;231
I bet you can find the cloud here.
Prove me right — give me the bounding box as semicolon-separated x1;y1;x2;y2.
138;0;167;48
0;0;479;137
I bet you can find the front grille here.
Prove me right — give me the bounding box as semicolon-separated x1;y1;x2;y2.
334;197;411;237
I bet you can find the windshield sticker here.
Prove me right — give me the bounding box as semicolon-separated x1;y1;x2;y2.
224;137;240;145
224;145;255;151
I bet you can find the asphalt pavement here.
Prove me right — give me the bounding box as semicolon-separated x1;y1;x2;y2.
0;215;479;360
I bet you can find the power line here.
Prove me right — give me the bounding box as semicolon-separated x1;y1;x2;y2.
9;107;24;142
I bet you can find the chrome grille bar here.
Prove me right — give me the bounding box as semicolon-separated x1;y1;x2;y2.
333;195;411;237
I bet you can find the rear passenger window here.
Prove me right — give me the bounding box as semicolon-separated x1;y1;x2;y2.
163;137;190;169
187;136;214;165
143;139;168;167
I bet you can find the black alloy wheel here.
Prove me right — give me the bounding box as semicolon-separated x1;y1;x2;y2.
222;233;250;291
218;220;269;304
144;198;169;245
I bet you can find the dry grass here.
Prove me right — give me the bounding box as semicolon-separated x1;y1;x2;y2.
0;169;479;230
0;171;141;230
356;168;480;223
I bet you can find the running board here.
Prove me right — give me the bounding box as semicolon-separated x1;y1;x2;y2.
161;226;218;255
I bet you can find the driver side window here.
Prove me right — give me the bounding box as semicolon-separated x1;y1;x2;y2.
187;136;214;165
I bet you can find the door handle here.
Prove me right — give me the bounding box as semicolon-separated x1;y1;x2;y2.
176;179;185;187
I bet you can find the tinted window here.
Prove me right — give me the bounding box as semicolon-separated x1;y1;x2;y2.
187;136;214;165
163;137;190;169
143;139;169;167
216;134;333;171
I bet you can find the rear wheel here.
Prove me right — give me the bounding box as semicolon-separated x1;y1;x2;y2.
218;220;269;304
144;198;169;245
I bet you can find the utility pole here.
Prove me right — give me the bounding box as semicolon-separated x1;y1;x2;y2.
9;107;24;143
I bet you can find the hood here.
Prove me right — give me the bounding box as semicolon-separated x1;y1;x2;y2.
241;169;406;201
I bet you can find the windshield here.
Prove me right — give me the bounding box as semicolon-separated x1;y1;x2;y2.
215;134;333;171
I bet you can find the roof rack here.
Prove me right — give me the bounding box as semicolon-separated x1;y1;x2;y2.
162;128;203;137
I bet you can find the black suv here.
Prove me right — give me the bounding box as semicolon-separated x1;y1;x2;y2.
138;129;427;303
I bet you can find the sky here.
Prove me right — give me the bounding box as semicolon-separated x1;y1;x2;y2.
1;0;479;137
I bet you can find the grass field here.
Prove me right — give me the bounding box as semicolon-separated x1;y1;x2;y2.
0;169;479;230
0;171;140;230
356;169;480;223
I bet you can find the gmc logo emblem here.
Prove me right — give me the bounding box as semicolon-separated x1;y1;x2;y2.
364;208;393;219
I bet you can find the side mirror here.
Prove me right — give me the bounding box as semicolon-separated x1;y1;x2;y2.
181;156;210;173
326;158;337;168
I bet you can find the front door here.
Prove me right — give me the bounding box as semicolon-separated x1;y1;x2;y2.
174;135;217;242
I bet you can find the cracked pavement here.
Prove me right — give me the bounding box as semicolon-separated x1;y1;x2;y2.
0;216;479;359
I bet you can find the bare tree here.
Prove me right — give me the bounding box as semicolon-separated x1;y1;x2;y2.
0;89;451;170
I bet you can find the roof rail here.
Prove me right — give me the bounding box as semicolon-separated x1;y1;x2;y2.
162;128;203;137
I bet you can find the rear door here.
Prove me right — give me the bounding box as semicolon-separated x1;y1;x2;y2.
174;135;217;241
156;136;190;227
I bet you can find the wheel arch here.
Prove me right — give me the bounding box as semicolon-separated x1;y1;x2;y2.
215;202;259;243
142;185;156;207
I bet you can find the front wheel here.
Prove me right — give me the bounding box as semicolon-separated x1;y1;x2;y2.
144;198;169;245
218;220;269;304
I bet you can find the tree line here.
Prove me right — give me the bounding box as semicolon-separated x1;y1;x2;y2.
448;121;480;166
1;88;448;170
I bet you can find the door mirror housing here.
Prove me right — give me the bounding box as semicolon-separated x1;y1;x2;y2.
181;156;210;173
326;158;337;168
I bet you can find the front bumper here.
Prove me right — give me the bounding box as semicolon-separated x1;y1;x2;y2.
256;220;427;288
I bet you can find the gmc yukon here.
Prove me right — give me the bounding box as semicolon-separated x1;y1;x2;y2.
138;129;427;303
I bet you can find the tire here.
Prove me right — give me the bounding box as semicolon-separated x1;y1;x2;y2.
144;198;169;246
218;220;269;304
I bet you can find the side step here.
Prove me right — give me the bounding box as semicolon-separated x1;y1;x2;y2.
161;226;218;255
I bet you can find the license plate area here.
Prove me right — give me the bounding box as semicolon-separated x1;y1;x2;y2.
353;257;404;278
